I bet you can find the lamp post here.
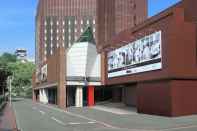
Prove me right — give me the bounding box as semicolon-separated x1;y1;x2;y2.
9;75;13;106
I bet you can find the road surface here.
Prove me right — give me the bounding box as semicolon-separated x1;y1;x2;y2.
12;99;197;131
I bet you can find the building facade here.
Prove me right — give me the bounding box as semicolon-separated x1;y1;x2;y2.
15;48;27;63
102;0;197;116
33;0;147;109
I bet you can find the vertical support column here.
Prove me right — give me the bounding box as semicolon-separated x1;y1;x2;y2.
57;47;66;109
32;71;36;102
39;89;42;102
75;86;83;107
43;89;48;104
32;89;36;102
88;86;95;106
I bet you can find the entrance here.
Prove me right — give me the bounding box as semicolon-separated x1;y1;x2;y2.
67;86;76;107
35;90;39;102
66;86;95;107
48;88;57;104
95;85;137;108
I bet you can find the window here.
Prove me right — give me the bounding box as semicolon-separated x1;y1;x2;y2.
62;42;65;47
93;19;96;25
68;28;71;33
87;20;90;25
44;21;47;26
93;28;96;33
133;15;137;26
68;36;71;41
57;43;59;48
50;21;53;26
44;36;47;41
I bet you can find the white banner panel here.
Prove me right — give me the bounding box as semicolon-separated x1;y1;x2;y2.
108;31;162;78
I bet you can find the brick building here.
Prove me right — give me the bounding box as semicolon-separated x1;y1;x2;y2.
33;0;147;109
102;0;197;116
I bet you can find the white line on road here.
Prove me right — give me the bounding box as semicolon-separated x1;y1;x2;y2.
51;117;66;126
32;107;46;115
36;102;118;129
88;121;96;124
39;110;46;115
68;122;81;125
68;122;96;125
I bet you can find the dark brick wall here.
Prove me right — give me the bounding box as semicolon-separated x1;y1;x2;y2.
102;1;197;116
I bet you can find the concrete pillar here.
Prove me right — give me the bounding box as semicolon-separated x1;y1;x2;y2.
57;47;66;109
75;86;83;107
32;89;36;102
39;89;42;102
43;89;48;104
112;88;122;102
88;86;95;106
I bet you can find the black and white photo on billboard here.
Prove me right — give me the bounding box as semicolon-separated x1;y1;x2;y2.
108;31;162;78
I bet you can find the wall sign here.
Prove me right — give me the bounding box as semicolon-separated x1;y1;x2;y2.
108;31;162;78
41;64;48;81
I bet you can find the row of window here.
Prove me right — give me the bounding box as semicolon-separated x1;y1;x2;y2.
44;19;96;26
43;18;96;61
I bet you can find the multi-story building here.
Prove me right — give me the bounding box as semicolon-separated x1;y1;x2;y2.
15;48;27;63
33;0;147;109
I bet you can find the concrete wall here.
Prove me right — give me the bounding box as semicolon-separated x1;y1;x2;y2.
102;1;197;116
123;86;137;107
39;89;48;104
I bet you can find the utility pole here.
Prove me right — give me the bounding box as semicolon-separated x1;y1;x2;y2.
9;76;12;106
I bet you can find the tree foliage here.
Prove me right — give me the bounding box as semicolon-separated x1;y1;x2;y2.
0;53;35;97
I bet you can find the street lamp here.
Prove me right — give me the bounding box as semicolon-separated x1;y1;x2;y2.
8;75;13;106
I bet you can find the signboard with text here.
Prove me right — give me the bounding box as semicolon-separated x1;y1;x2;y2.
108;31;162;78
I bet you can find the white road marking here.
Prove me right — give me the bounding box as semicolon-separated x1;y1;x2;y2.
68;122;80;125
39;110;46;115
32;107;45;115
36;102;118;129
51;117;66;126
68;121;97;125
88;121;96;124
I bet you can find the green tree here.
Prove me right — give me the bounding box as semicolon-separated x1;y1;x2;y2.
8;61;35;97
0;53;35;97
0;53;17;64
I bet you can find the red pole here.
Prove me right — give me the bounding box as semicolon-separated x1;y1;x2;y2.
88;86;95;106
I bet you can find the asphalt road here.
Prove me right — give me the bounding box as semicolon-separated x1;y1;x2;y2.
12;99;197;131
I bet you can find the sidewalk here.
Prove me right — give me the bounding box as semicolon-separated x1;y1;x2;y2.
0;103;18;131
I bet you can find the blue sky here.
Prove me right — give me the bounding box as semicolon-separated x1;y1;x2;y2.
0;0;181;60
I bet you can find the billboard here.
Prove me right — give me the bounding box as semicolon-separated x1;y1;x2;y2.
108;31;162;78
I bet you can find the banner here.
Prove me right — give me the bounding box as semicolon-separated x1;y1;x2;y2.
108;31;162;78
